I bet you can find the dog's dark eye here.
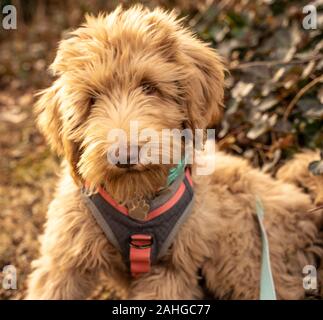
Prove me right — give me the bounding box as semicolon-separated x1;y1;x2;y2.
141;82;157;95
89;97;96;105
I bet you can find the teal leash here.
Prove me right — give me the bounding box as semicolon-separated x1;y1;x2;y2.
255;197;277;300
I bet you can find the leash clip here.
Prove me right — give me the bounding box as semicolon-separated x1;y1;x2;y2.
129;234;153;249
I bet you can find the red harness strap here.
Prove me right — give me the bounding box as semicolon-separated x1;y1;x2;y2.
129;234;152;277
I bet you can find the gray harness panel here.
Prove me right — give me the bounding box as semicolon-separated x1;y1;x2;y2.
82;171;194;270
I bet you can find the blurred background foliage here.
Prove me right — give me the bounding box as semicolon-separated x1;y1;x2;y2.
0;0;322;299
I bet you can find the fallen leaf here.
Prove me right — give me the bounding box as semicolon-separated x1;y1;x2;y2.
231;81;254;100
258;96;279;111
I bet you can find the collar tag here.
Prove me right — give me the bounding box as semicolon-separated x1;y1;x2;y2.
127;197;150;221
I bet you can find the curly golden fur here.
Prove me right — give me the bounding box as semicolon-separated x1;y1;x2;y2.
26;5;323;299
277;150;323;208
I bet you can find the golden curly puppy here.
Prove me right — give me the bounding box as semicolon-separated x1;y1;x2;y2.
26;6;323;299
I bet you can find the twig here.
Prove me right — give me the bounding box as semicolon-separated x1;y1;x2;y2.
229;54;323;70
283;74;323;120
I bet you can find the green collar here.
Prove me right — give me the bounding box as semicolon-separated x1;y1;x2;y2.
167;158;186;186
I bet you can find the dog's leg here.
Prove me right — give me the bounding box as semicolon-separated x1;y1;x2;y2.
25;192;117;300
127;266;203;300
26;255;100;300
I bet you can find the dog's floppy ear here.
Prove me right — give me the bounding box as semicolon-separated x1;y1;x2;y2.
35;82;82;184
181;38;225;130
35;83;64;155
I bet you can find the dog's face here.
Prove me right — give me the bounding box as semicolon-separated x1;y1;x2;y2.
35;6;225;202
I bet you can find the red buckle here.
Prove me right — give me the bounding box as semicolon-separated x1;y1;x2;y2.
129;234;152;277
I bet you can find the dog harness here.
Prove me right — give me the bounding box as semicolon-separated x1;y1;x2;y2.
82;167;277;299
82;169;194;277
